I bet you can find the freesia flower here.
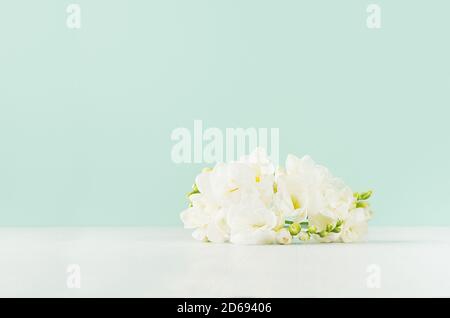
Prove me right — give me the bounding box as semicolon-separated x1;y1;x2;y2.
226;194;278;245
282;155;355;236
340;207;371;243
180;193;229;243
180;148;373;244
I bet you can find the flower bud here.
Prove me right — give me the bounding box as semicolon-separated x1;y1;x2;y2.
276;228;292;245
288;222;301;236
307;226;317;234
187;183;200;197
298;232;310;241
332;226;341;233
326;224;334;232
318;230;328;238
356;201;369;208
359;190;373;200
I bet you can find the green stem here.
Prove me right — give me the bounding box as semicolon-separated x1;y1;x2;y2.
284;220;309;226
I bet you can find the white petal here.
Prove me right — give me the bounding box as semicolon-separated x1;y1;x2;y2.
180;206;209;229
206;222;227;243
285;154;301;175
192;227;208;241
206;211;229;243
230;229;276;245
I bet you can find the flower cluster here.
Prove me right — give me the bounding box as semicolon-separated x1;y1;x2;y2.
180;149;373;244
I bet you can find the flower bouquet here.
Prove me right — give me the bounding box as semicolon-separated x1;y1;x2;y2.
180;149;373;244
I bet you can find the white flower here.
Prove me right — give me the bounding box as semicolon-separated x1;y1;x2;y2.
180;193;229;243
181;149;279;244
273;172;308;223
276;228;292;245
340;207;371;243
195;162;263;208
226;195;278;245
239;148;276;206
180;149;373;245
239;147;275;177
282;154;354;233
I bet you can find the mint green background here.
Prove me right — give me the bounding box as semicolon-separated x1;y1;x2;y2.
1;1;449;226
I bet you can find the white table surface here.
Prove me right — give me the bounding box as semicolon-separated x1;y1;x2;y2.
0;227;449;297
